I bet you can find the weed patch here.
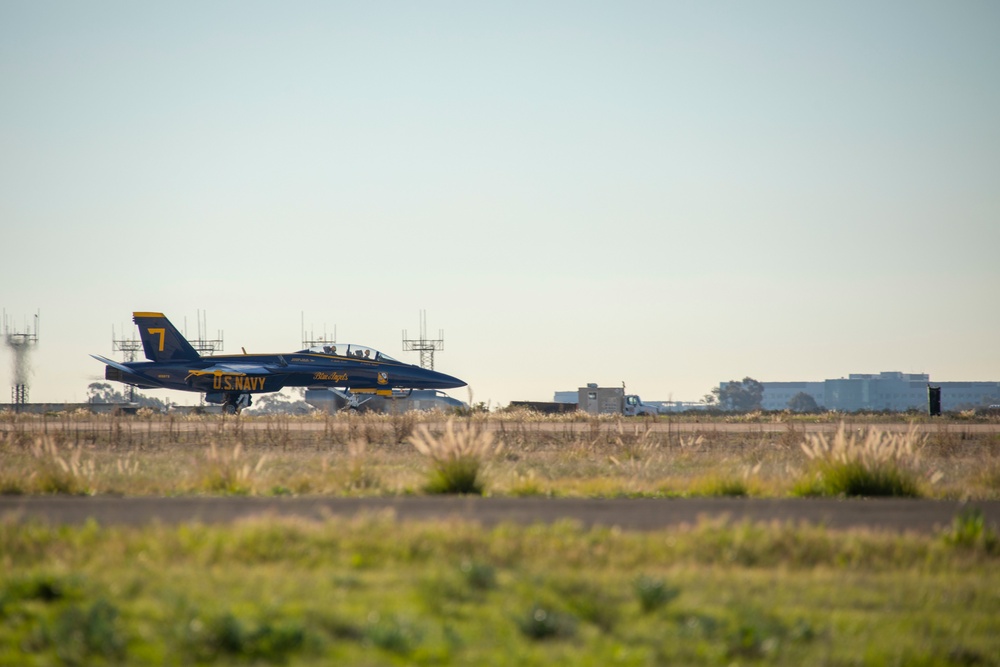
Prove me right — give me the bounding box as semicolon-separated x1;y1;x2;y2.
28;437;94;495
942;507;1000;554
633;574;679;613
409;421;496;495
516;604;576;640
192;443;266;495
688;474;750;497
796;424;925;497
192;611;306;663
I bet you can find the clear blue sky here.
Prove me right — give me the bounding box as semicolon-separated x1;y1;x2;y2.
2;1;998;407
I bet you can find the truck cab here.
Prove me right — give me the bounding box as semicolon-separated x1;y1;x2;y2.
624;394;657;417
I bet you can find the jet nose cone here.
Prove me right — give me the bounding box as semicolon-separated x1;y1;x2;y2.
442;373;467;389
430;370;466;389
403;365;466;390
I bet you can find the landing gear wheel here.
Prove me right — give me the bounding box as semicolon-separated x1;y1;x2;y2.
221;393;251;415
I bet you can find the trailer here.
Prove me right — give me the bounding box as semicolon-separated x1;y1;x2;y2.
577;384;659;416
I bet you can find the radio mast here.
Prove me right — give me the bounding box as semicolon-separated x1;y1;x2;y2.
111;322;142;402
4;310;39;410
402;310;444;370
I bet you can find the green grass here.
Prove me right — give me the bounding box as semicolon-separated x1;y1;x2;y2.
1;516;999;665
686;474;751;497
942;507;1000;553
793;461;923;497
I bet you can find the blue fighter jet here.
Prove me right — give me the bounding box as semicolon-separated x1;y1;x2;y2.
92;312;466;414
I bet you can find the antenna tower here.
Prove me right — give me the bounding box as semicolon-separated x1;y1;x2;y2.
3;310;39;410
184;310;224;355
111;323;142;402
402;310;444;370
300;312;337;349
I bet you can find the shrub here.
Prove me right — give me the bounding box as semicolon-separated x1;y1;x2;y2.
687;475;749;497
942;507;999;553
193;443;267;495
3;573;83;605
460;559;497;592
49;599;126;663
516;604;575;640
343;439;379;491
507;472;546;497
196;612;306;662
409;421;496;495
633;575;679;613
364;614;422;655
29;437;94;495
795;424;924;497
557;581;621;632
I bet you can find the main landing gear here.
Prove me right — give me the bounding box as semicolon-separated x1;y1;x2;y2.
222;393;252;415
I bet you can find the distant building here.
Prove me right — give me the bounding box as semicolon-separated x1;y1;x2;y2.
755;372;1000;412
553;391;577;403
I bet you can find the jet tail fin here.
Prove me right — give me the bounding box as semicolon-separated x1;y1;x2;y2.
132;312;201;362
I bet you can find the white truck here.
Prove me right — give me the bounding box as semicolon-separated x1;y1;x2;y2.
578;384;658;417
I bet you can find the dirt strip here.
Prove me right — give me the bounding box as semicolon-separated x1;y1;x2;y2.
3;496;999;534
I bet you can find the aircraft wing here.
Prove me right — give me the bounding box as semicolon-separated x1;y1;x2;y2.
187;363;278;377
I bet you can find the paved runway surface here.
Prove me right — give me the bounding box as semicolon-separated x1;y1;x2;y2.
3;496;999;534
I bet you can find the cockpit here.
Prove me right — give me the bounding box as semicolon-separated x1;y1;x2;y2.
300;344;401;363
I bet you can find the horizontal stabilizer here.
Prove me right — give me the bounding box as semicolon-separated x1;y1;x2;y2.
91;354;134;376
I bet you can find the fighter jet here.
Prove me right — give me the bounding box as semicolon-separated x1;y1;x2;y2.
92;312;465;414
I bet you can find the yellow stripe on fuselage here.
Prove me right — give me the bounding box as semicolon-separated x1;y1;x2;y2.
351;389;394;396
186;369;248;377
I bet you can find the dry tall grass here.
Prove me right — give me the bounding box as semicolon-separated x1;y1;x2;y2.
29;436;96;495
1;413;997;498
409;420;497;494
795;424;933;497
192;443;268;495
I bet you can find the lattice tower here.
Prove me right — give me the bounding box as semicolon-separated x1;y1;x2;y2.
112;323;143;402
4;311;39;409
184;310;224;355
402;310;444;370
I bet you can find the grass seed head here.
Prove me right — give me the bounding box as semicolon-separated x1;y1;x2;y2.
408;420;496;495
797;423;925;497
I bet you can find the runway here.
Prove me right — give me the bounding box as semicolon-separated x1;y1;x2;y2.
3;495;998;534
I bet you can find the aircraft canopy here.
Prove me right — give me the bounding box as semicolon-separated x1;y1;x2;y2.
300;344;401;363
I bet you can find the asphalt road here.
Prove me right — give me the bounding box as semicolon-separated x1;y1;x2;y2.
3;496;998;534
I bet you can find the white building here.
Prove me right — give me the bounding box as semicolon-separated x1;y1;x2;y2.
758;372;1000;412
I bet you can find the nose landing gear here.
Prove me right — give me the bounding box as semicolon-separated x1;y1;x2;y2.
222;393;252;415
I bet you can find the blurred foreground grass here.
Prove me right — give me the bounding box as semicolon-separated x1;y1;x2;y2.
1;515;998;666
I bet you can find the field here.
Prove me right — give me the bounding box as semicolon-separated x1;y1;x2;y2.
2;410;1000;499
2;411;1000;665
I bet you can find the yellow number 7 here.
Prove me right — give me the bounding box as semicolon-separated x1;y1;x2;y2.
148;328;166;352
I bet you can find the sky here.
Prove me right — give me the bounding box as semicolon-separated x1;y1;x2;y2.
2;1;999;408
